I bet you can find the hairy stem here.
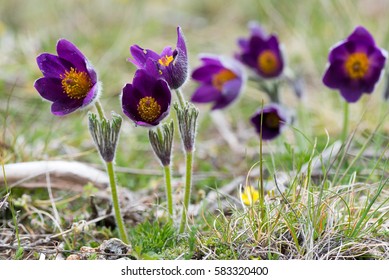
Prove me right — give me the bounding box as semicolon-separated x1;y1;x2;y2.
179;151;193;233
341;101;349;143
175;89;186;108
106;161;129;244
95;101;106;120
164;165;174;220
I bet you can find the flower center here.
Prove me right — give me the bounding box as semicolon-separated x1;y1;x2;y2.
137;96;161;123
264;112;281;129
212;69;237;90
344;52;369;80
257;50;279;76
60;67;92;99
158;55;174;67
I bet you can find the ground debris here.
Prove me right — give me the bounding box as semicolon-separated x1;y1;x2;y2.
66;238;133;260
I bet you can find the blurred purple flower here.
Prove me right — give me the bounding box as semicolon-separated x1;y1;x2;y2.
34;39;100;116
129;27;188;90
323;26;387;103
191;54;245;110
121;69;171;127
236;22;284;79
250;103;289;140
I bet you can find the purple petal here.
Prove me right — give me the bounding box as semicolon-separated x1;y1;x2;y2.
328;42;350;63
191;85;220;103
191;64;224;82
129;45;160;68
132;69;158;96
160;46;174;57
56;39;88;73
347;26;375;46
364;66;385;93
250;105;287;140
152;79;171;115
51;99;82;116
339;87;364;103
199;55;223;67
249;36;267;56
36;53;71;78
176;26;187;59
34;77;67;102
121;83;142;122
82;82;99;107
133;121;155;127
322;60;348;89
267;35;280;51
212;79;242;110
144;58;163;80
368;48;387;68
240;52;258;69
237;38;249;51
248;21;268;39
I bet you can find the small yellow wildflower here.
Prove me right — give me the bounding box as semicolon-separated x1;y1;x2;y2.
241;186;260;206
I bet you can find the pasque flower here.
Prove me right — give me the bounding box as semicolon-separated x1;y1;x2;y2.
129;27;188;89
191;54;245;110
121;69;171;127
250;103;289;140
34;39;100;115
236;22;284;79
323;26;387;102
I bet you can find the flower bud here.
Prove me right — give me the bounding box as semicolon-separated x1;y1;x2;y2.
148;120;174;167
88;112;122;162
174;102;199;152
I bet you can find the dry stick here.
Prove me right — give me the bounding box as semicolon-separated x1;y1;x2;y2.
0;161;109;190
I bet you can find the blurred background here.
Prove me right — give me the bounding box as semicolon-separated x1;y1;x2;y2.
1;0;389;191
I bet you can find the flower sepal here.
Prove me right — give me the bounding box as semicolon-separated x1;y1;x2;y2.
88;111;122;162
149;120;174;167
174;102;199;153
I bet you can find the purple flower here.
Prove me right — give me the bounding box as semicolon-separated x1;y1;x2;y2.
129;27;188;90
250;103;289;140
236;22;284;79
323;26;387;103
34;39;100;116
121;69;171;127
191;54;245;110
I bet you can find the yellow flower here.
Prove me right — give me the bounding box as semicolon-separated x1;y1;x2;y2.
241;186;259;206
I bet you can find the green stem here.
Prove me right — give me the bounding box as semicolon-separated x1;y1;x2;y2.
259;100;265;222
179;150;193;234
94;101;127;242
106;161;129;244
156;126;174;219
95;101;106;120
163;165;174;220
175;89;186;108
341;101;349;143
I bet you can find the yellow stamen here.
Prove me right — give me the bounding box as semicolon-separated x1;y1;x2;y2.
212;69;237;90
137;96;161;123
344;52;369;80
158;55;174;67
241;186;259;206
257;50;279;76
264;112;280;129
60;67;92;99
